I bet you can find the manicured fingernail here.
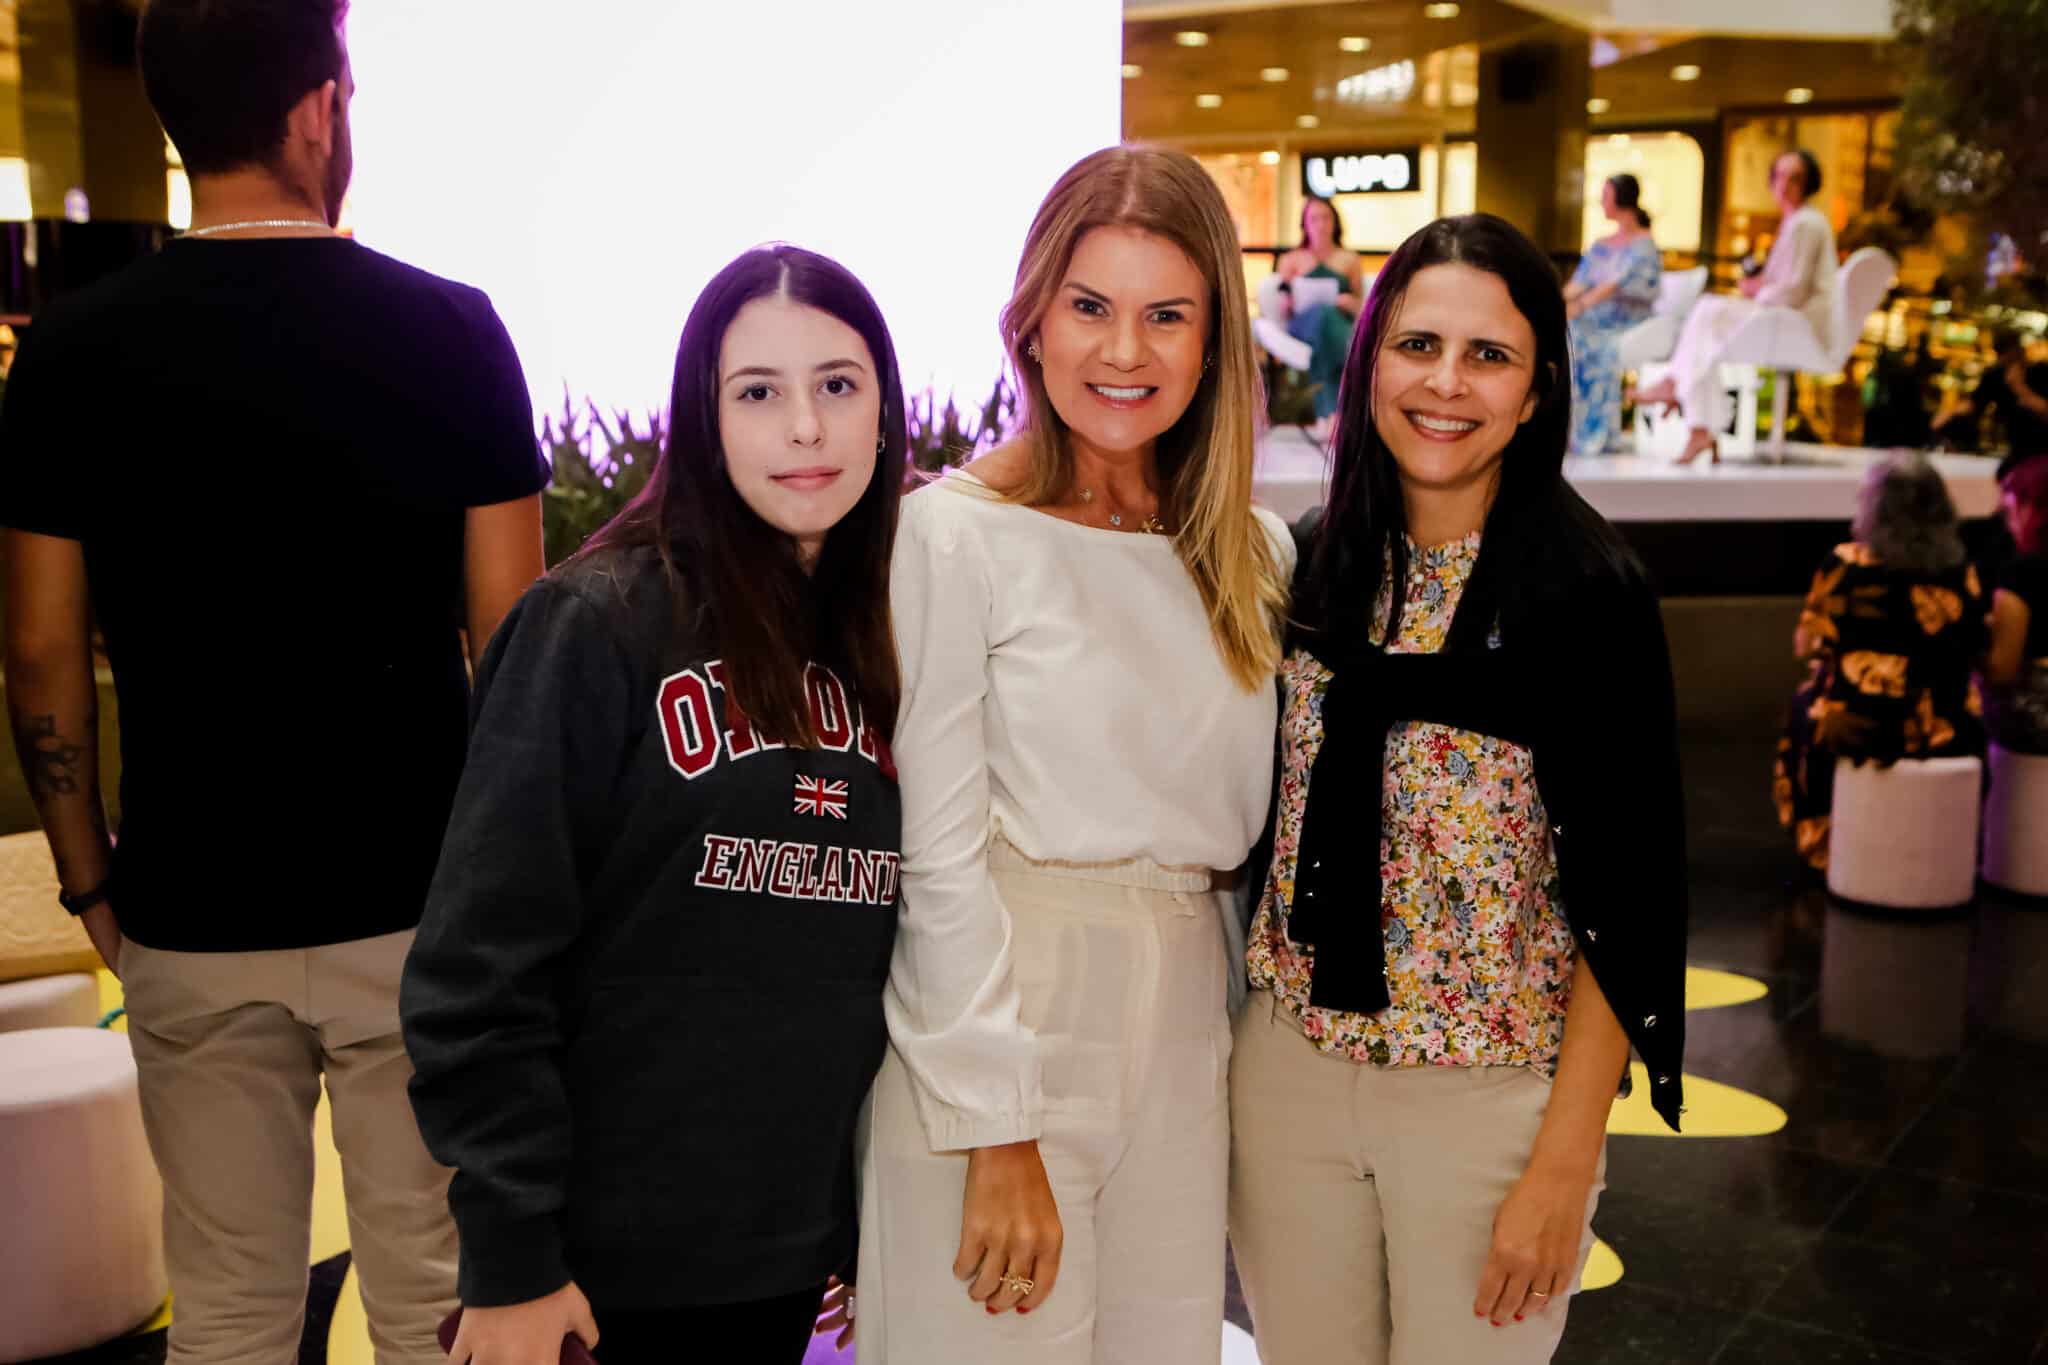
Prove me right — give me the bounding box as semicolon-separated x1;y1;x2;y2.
1018;1306;1032;1316
1515;1315;1525;1322
986;1305;999;1315
1474;1310;1486;1318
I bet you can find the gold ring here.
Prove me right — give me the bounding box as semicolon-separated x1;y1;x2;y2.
1001;1274;1036;1296
1529;1291;1552;1299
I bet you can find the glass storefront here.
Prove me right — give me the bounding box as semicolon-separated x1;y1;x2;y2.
1582;132;1704;255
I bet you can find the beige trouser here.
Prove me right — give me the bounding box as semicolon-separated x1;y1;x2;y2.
119;929;457;1365
856;848;1233;1364
1229;991;1605;1365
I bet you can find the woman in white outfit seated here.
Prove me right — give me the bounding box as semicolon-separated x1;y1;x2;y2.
842;144;1291;1365
1636;149;1838;465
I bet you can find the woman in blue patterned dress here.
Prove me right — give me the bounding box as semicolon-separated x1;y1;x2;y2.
1564;175;1660;455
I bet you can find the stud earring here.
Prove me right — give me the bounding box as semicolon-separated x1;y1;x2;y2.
1026;341;1042;363
1203;354;1215;372
876;435;887;457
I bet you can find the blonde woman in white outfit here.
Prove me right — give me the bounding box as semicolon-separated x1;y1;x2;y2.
1636;148;1839;465
834;145;1290;1365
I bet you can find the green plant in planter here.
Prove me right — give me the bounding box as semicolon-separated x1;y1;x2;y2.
539;393;662;568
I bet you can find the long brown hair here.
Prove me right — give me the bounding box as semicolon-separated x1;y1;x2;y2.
997;144;1286;690
578;245;907;744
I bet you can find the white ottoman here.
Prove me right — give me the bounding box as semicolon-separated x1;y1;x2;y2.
1975;744;2048;1042
1982;743;2048;897
1822;756;1982;1057
0;1028;167;1362
0;972;100;1033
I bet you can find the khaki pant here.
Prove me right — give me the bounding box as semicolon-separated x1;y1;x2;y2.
1229;991;1604;1365
120;929;457;1365
857;849;1233;1364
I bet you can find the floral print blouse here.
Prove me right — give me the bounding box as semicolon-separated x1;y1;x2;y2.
1246;531;1578;1073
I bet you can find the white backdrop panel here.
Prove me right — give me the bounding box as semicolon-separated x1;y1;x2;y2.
345;1;1120;415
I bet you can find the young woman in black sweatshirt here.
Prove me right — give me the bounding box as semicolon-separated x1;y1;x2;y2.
401;245;909;1365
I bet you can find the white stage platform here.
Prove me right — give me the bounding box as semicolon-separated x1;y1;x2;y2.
1252;427;2003;526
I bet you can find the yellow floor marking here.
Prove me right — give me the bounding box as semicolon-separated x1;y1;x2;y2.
1684;967;1770;1012
1607;1062;1788;1138
1580;1238;1624;1292
330;1264;373;1365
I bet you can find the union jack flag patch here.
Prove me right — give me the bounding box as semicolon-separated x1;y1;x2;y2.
794;774;850;820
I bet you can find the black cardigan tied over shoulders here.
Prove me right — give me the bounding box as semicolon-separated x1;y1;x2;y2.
1267;513;1692;1133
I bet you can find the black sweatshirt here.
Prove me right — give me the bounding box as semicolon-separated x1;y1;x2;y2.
401;548;900;1310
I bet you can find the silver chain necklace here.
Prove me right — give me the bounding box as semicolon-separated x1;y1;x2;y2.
183;218;333;238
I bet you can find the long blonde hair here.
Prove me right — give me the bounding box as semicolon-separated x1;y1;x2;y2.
998;144;1286;690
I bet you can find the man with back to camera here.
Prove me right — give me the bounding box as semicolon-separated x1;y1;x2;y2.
0;2;548;1360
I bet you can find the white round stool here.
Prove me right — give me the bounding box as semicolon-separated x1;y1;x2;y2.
1982;743;2048;897
0;1028;167;1362
1975;743;2048;1042
0;972;100;1034
1822;756;1982;1057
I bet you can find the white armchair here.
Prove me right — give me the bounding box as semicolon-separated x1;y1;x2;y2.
1719;247;1898;461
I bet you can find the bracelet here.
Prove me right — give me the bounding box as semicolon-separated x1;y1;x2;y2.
58;878;112;917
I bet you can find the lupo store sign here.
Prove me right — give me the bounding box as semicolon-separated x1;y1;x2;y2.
1302;148;1420;198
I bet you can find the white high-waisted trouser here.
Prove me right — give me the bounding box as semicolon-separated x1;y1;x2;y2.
855;840;1233;1364
1666;295;1822;434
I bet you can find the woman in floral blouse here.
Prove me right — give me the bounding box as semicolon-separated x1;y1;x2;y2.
1774;453;1988;871
1231;214;1688;1365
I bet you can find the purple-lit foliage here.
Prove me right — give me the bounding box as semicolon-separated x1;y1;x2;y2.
535;376;1015;566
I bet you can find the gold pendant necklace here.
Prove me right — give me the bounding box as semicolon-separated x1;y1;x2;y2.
1078;486;1167;534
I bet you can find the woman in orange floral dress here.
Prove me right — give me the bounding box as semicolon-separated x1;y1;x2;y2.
1774;453;1988;870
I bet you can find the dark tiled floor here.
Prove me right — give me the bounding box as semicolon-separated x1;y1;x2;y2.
1555;729;2048;1365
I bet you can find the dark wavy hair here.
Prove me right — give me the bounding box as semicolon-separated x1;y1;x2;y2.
1295;213;1639;654
577;245;907;745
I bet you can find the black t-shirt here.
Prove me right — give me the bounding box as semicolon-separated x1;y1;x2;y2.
0;237;548;951
1969;361;2048;460
2003;554;2048;660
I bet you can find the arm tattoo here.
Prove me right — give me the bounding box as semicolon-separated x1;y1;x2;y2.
12;712;87;802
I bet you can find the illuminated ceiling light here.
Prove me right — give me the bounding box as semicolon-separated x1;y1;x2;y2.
1262;67;1291;82
1424;3;1461;18
1175;30;1210;46
1785;86;1815;104
1196;93;1223;108
1121;63;1143;79
1587;97;1611;114
1296;113;1321;128
1670;63;1701;81
1260;150;1282;165
1339;36;1371;52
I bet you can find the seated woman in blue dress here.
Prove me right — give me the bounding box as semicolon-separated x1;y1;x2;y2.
1565;175;1661;455
1273;195;1365;441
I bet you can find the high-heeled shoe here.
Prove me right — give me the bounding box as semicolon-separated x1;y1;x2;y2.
1674;430;1719;466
